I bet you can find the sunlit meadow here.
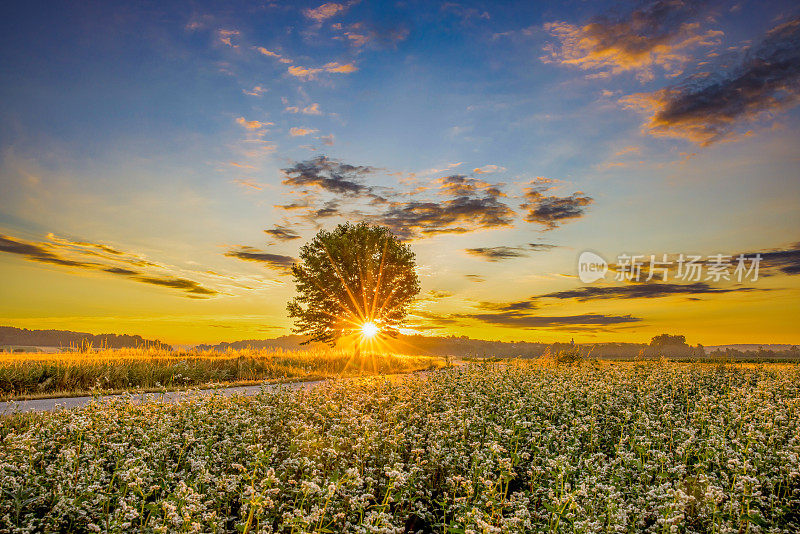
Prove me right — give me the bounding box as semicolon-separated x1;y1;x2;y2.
0;348;440;399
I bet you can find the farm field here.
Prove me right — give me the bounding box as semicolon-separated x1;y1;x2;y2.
0;348;442;400
1;361;798;533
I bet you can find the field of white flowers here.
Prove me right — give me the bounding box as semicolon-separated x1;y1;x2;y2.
1;361;798;533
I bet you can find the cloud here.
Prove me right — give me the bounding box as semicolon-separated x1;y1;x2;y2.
217;29;240;48
131;276;218;296
528;243;558;252
622;17;800;144
287;62;358;80
0;233;95;268
46;233;124;256
737;242;800;276
243;85;267;97
317;134;335;146
378;195;515;239
224;246;295;273
464;274;485;282
465;246;528;261
537;282;763;301
465;243;558;261
476;300;537;312
473;164;506;174
236;117;270;130
436;175;503;198
336;21;410;49
286;103;322;115
264;225;301;241
455;308;642;328
304;2;349;22
0;233;218;297
232;179;264;191
521;178;593;229
256;47;280;58
281;155;377;197
276;158;517;239
543;0;722;82
289;127;318;136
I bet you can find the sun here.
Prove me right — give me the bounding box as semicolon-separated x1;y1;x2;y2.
361;321;379;338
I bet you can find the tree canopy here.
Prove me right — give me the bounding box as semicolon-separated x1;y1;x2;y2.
287;223;420;345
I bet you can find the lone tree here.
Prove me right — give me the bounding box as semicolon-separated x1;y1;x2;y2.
287;222;420;346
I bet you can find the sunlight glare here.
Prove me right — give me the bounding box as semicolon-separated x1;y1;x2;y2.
361;321;379;338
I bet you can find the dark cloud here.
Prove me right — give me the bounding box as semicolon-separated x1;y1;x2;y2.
739;242;800;276
544;0;720;81
133;276;218;296
464;274;486;282
466;246;528;261
528;243;559;251
314;200;342;218
0;233;218;297
466;242;559;261
538;282;763;301
264;225;301;241
437;175;503;197
282;155;377;197
521;180;593;229
103;267;139;275
624;17;800;144
0;234;96;268
477;300;537;312
458;311;641;328
225;246;296;273
379;195;515;238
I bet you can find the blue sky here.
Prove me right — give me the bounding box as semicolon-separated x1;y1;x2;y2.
1;0;798;344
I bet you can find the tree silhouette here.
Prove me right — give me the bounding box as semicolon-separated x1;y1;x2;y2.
287;222;420;346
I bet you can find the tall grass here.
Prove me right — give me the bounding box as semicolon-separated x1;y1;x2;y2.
0;347;442;399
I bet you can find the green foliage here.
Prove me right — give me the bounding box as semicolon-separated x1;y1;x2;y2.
287;222;420;345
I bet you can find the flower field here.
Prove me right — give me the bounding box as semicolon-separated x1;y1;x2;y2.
1;361;798;533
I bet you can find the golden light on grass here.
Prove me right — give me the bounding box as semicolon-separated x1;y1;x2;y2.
360;321;379;339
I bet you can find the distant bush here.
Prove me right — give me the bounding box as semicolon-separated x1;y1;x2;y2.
542;345;584;365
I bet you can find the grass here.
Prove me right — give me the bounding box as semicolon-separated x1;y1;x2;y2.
0;347;443;400
0;360;797;532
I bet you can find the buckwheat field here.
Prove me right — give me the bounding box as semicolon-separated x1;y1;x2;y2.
1;361;798;533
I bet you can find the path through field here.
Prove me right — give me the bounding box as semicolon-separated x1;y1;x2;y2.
0;367;443;415
0;379;328;415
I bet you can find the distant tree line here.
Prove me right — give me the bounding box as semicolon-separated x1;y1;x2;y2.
196;333;799;362
0;326;171;351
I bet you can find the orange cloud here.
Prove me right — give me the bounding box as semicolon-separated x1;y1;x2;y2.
242;85;267;97
217;29;240;48
304;2;349;22
289;127;318;137
543;2;722;81
256;47;280;58
473;164;506;174
621;17;800;145
232;178;264;191
285;103;322;115
235;117;271;130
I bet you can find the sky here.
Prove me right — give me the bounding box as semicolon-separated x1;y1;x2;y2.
1;0;798;346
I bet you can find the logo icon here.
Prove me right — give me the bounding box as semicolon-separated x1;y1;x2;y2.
578;251;607;283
